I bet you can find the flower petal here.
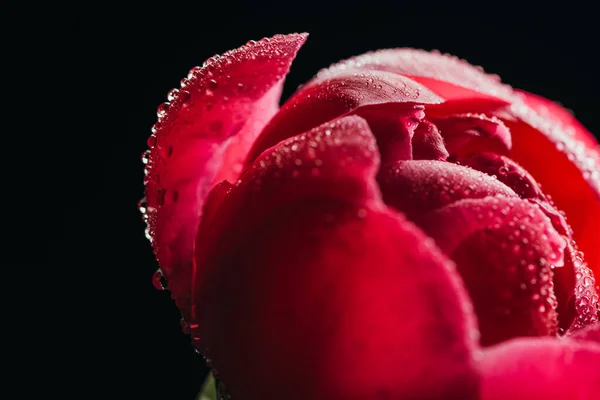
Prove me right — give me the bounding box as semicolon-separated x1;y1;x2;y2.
418;196;567;345
456;152;545;199
311;48;514;105
569;322;600;343
193;116;479;399
411;120;449;161
431;113;512;156
506;99;600;281
243;68;443;166
480;337;600;400
378;160;517;222
143;33;307;317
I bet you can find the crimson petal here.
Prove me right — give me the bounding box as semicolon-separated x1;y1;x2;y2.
143;33;307;317
569;322;600;343
193;116;479;399
419;196;567;345
431;113;512;156
243;68;443;166
457;152;545;199
505;97;600;281
310;48;514;105
378;160;517;222
480;338;600;400
411;120;449;161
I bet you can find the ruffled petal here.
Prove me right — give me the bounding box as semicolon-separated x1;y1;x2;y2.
480;338;600;400
378;160;517;222
311;48;514;105
243;69;443;165
418;196;567;345
411;120;449;161
506;98;600;280
456;152;545;199
431;113;512;156
142;33;307;316
193;116;479;399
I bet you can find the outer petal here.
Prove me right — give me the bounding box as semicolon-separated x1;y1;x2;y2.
378;160;518;223
310;48;514;104
506;98;600;281
142;33;307;315
419;196;567;345
480;338;600;400
194;116;479;399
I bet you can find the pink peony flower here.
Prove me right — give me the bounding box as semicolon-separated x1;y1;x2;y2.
141;33;600;399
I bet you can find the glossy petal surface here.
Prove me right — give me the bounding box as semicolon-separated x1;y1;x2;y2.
419;196;566;345
194;117;479;400
143;33;307;314
480;338;600;400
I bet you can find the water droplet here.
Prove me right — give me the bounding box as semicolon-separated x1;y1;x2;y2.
157;102;169;118
167;88;179;101
141;150;150;164
208;79;218;89
138;197;147;214
147;135;157;148
152;268;167;290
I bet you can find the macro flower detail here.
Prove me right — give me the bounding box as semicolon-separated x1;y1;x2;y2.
140;33;600;399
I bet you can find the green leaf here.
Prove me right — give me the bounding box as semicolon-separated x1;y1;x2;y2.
197;374;217;400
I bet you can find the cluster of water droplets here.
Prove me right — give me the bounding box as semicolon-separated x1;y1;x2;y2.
313;48;513;100
568;244;600;329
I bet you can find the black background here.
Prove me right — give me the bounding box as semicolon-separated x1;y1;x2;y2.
23;5;600;400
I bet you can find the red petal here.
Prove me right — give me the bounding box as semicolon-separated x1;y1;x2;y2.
143;33;307;316
480;338;600;400
505;99;600;283
456;152;546;199
563;243;600;332
311;48;513;105
192;116;479;399
378;160;517;222
411;120;449;161
243;68;443;166
419;196;567;345
192;115;383;332
569;322;600;343
431;113;512;156
516;90;599;151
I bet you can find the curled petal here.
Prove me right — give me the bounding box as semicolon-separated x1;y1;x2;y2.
243;68;443;165
311;48;514;106
480;337;600;400
457;152;545;200
431;113;512;156
419;196;567;345
378;160;517;222
411;120;449;161
506;98;600;281
142;33;307;316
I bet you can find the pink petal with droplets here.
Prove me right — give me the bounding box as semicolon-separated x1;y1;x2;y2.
516;89;599;151
430;113;512;156
569;322;600;343
505;98;600;282
457;152;545;199
310;48;514;105
378;160;517;223
418;196;567;345
411;120;449;161
192;117;479;399
480;337;600;400
243;68;444;166
143;33;307;318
